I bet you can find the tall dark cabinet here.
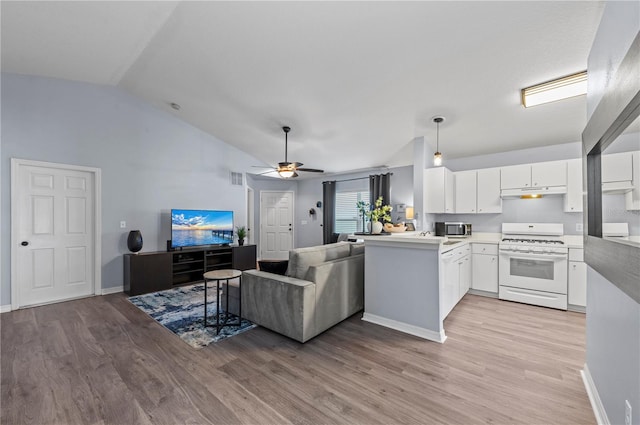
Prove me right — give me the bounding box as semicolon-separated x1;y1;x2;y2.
124;245;256;296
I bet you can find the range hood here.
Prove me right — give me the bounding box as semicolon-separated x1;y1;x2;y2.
501;186;567;198
602;181;634;194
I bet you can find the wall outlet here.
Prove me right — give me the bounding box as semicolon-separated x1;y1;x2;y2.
576;223;583;232
120;221;126;229
625;400;632;425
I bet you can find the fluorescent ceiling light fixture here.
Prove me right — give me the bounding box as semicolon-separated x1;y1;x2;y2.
521;71;587;108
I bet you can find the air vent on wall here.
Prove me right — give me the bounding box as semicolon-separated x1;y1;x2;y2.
230;171;244;186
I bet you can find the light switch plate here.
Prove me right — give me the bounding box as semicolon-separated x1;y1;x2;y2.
576;223;583;232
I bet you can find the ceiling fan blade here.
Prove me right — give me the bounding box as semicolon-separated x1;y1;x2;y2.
252;165;275;168
254;169;278;176
291;162;304;168
297;168;324;173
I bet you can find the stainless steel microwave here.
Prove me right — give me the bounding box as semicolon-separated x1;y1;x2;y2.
435;222;472;237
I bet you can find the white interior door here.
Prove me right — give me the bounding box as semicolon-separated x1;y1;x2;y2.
13;160;98;308
260;191;294;260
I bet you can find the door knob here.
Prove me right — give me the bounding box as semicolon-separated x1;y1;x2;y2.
21;241;29;246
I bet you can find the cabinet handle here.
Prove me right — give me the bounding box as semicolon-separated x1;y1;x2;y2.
534;182;538;186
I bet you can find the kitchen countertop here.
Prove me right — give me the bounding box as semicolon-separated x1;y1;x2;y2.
355;231;588;248
352;231;502;247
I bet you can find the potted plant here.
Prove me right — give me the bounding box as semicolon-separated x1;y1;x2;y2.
356;200;370;233
235;226;247;246
365;197;392;234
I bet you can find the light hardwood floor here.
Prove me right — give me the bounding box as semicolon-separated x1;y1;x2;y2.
1;293;595;425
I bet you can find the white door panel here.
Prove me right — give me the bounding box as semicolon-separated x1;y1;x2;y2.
260;191;294;260
14;162;95;307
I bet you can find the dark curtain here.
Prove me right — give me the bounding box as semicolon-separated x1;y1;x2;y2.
369;173;392;206
322;180;337;244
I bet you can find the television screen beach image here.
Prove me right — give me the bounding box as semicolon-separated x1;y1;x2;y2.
171;209;234;248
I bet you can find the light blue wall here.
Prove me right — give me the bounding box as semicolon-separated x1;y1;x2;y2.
585;2;640;425
586;267;640;425
1;73;267;303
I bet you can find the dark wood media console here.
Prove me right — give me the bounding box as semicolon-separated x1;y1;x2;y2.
124;245;257;296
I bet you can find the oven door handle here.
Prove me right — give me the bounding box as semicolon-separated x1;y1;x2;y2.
500;252;568;260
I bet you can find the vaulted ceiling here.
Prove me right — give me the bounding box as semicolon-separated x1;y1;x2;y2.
1;1;605;175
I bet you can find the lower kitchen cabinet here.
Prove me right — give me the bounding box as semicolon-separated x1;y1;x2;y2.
440;244;471;319
568;247;587;309
471;243;499;293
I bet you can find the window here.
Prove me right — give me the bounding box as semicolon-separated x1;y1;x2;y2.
335;190;369;234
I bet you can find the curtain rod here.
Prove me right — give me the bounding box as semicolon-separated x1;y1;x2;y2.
329;172;393;183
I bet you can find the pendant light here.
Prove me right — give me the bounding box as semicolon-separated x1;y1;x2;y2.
433;116;445;166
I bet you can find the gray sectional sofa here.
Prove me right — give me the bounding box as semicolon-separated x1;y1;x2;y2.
238;242;364;342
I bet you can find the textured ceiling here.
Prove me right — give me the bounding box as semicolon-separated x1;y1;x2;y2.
1;1;605;175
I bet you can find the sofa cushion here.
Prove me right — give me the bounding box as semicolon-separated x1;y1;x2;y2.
349;242;365;256
286;242;351;280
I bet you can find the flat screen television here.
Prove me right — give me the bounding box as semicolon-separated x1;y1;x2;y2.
171;209;234;249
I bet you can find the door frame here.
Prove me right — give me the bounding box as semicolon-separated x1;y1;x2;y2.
11;158;102;310
246;186;254;245
259;190;295;259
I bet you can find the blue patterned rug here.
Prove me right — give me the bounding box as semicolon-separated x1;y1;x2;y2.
128;283;256;349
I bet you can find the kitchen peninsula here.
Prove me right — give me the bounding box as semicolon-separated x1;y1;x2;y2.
358;232;501;343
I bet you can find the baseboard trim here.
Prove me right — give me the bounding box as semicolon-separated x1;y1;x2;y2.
582;364;610;425
362;313;446;343
468;289;498;298
0;304;12;314
568;304;586;313
101;286;123;295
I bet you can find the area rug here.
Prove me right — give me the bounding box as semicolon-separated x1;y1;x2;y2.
128;283;256;349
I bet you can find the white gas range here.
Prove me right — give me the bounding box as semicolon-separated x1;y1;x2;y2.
498;223;568;310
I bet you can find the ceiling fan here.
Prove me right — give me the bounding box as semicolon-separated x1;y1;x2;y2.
255;126;324;178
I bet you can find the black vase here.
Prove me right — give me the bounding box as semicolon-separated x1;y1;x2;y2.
127;230;143;253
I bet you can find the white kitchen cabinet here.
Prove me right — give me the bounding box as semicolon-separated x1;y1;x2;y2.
500;164;531;189
564;158;583;212
459;255;471;298
455;171;477;213
568;253;587;309
602;152;633;183
441;250;460;319
501;161;567;189
471;243;498;293
625;151;640;210
477;168;502;213
532;161;567;187
441;244;471;319
425;167;454;213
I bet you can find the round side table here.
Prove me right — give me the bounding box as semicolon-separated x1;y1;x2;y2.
203;269;242;333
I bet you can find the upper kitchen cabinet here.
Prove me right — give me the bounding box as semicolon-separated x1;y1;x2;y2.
476;168;502;213
564;158;583;213
500;161;567;189
454;171;477;214
500;164;531;189
454;168;501;214
602;152;633;193
425;167;454;213
625;151;640;210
